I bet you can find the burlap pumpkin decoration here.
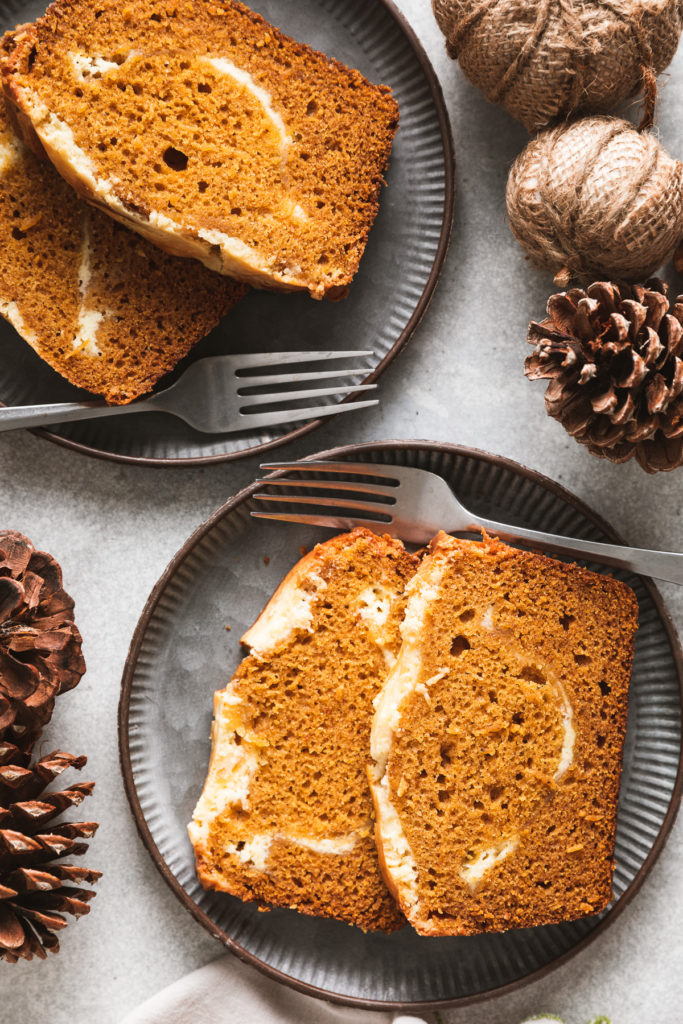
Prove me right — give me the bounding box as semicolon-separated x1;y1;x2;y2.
506;116;683;288
432;0;682;131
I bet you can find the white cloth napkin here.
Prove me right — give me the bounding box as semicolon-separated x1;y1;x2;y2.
119;955;428;1024
119;954;588;1024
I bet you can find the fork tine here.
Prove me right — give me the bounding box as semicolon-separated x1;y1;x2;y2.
260;460;402;480
240;384;376;409
255;478;397;497
251;511;392;531
253;492;393;517
236;368;370;388
240;398;378;429
230;350;374;369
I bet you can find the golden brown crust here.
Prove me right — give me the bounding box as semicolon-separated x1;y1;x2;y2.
3;0;399;299
1;30;48;162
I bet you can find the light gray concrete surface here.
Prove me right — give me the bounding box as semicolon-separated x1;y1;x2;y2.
1;2;682;1022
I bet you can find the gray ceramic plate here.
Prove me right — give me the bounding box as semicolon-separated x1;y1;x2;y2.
119;441;683;1010
0;0;454;465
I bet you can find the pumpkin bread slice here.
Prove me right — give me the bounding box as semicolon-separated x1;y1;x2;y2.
369;532;638;936
0;78;246;403
3;0;399;299
189;528;419;932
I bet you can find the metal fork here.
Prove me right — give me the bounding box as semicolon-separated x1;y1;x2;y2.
0;352;378;434
253;460;683;585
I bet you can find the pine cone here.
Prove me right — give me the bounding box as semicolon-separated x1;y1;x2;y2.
525;280;683;473
0;531;85;751
0;742;100;961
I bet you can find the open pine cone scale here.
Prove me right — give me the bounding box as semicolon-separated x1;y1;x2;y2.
526;279;683;472
0;747;100;961
0;532;85;751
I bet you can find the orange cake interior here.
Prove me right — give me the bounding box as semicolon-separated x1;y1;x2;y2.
0;83;247;404
369;532;638;936
3;0;399;299
189;528;419;932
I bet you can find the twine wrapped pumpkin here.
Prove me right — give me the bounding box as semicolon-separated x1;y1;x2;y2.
506;116;683;287
432;0;682;131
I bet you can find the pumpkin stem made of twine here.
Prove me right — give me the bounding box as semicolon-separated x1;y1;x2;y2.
637;61;658;130
553;266;572;288
630;7;658;129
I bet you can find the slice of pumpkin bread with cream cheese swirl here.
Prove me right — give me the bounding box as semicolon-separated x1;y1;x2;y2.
3;0;399;299
0;55;247;404
189;528;419;932
369;532;638;936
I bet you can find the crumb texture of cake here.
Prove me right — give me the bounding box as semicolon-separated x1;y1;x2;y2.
3;0;399;299
0;93;247;403
369;532;639;937
188;528;419;933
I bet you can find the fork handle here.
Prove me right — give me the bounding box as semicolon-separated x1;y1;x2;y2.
476;517;683;585
0;400;148;431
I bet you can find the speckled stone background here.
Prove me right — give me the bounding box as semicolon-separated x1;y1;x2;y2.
1;1;682;1022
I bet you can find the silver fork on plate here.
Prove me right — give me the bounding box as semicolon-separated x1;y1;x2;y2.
0;352;378;434
253;460;683;585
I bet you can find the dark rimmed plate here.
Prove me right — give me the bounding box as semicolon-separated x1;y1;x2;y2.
0;0;454;466
119;440;683;1010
